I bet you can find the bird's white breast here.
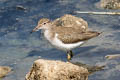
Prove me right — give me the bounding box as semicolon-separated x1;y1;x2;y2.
44;30;52;41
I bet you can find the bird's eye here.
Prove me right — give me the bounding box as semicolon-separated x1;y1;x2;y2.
43;23;46;25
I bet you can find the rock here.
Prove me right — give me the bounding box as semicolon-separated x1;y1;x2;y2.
100;0;120;9
16;5;27;11
53;14;88;32
0;66;11;78
26;59;89;80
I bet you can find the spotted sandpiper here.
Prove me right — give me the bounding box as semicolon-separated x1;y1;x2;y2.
31;18;101;61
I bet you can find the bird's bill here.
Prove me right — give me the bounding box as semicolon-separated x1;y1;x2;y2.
30;25;40;33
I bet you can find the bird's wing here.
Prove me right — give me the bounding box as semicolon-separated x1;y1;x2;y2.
57;31;100;44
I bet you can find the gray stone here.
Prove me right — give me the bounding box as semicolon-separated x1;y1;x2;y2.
0;66;11;78
100;0;120;9
25;59;89;80
53;14;88;32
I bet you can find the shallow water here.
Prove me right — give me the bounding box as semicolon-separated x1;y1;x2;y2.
0;0;120;80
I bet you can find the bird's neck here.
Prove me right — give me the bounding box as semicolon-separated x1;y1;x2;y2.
43;28;55;41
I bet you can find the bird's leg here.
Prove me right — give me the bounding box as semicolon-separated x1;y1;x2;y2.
70;50;74;59
67;50;74;61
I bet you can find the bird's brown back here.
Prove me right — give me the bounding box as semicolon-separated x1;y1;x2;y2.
51;27;100;44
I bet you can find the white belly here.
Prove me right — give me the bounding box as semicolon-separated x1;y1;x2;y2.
44;31;84;51
53;36;84;51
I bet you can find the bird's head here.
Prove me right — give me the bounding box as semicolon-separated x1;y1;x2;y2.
31;18;51;33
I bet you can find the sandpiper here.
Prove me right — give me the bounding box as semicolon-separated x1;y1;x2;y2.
31;18;100;61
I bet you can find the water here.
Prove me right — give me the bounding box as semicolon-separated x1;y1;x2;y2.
0;0;120;80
